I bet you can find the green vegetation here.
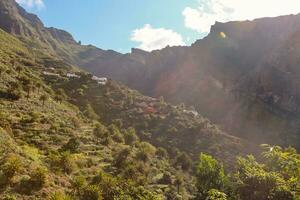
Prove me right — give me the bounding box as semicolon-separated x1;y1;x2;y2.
192;145;300;200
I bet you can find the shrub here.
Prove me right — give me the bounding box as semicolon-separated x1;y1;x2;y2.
2;194;17;200
61;137;80;153
0;154;22;185
111;132;124;143
29;166;48;189
156;147;168;158
81;185;103;200
174;152;192;171
114;147;131;168
93;123;108;142
60;152;76;174
136;142;156;162
124;127;138;145
49;192;73;200
158;172;172;185
71;176;86;195
205;189;227;200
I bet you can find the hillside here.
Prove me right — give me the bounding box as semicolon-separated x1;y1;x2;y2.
0;23;248;199
2;0;299;150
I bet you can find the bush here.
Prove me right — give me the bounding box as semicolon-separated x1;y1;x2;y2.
124;127;138;145
111;132;124;143
156;147;168;158
71;176;86;195
93;123;108;142
61;137;80;153
0;154;22;185
158;172;172;185
29;166;48;189
136;142;156;162
49;192;73;200
205;189;227;200
60;152;77;174
81;185;103;200
2;194;17;200
114;147;131;168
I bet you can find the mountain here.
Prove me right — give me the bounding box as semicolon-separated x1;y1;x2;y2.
79;14;300;150
1;1;300;199
3;0;300;150
59;14;300;149
0;1;254;199
0;22;247;199
2;0;300;149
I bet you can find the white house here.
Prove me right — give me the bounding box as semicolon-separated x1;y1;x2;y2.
66;73;80;78
183;109;199;117
43;71;60;77
92;76;108;85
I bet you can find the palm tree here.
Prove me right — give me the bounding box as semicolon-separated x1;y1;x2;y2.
40;94;49;106
24;83;33;99
36;82;42;94
16;65;23;74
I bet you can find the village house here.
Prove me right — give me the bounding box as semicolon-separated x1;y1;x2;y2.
92;76;108;85
43;71;60;77
183;109;199;117
66;73;80;78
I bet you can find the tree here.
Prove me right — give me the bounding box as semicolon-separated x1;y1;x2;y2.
36;82;42;94
23;82;34;99
16;65;23;74
175;152;192;171
196;153;226;199
40;94;49;106
233;155;293;200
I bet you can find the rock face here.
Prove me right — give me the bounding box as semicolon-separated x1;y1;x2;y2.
1;0;300;149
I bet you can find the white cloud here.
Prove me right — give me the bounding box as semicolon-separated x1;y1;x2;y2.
131;24;186;51
16;0;45;10
183;0;300;33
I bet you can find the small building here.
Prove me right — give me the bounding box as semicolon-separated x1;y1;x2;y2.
183;109;199;117
144;106;157;114
92;76;108;85
66;73;80;78
43;71;60;77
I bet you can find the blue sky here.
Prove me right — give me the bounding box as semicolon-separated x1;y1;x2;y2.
16;0;300;53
